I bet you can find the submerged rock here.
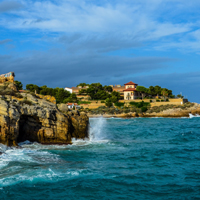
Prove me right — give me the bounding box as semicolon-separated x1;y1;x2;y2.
0;94;89;146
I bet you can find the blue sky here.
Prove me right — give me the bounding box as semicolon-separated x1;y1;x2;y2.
0;0;200;102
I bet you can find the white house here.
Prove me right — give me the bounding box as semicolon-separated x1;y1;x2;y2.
67;103;80;109
123;81;141;100
64;87;73;93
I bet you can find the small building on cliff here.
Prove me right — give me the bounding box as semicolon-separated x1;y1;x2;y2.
67;103;80;109
0;72;15;84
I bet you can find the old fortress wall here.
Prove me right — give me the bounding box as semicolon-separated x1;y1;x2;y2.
0;72;15;84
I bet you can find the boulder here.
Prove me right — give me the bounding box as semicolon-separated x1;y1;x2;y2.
58;103;69;113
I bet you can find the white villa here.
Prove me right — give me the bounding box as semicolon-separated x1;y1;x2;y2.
123;81;141;100
64;87;73;93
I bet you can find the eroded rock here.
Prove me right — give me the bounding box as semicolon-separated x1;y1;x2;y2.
0;96;89;146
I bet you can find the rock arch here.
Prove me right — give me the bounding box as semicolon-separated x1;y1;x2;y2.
17;115;42;143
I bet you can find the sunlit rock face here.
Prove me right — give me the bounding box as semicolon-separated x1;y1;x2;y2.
0;94;89;146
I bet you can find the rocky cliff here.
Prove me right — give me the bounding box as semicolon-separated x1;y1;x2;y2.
0;94;89;146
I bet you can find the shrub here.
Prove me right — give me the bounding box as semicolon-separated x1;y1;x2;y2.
130;101;150;108
166;99;169;102
150;100;152;102
141;106;148;112
101;100;105;103
156;99;160;102
114;102;124;107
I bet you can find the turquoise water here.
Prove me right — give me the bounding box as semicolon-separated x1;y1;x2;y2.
0;117;200;199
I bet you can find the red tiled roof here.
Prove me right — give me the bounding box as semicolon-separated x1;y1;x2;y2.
67;103;78;105
123;88;136;91
124;81;138;85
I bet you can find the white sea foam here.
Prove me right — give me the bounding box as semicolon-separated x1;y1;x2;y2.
0;143;8;153
71;117;109;146
0;144;83;186
0;117;109;186
89;117;107;141
189;113;200;118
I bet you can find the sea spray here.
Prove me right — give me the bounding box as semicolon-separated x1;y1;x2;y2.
189;113;200;118
89;117;107;141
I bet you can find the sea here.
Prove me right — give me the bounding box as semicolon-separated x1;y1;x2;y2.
0;115;200;200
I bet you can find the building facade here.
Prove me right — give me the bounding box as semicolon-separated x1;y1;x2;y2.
71;86;89;95
123;81;141;100
64;87;73;93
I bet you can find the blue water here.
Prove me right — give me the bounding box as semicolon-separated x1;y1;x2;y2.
0;117;200;199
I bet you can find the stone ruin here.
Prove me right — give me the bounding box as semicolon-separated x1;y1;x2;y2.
0;72;15;84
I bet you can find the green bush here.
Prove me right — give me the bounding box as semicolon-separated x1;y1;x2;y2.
141;106;148;112
114;102;124;107
101;100;105;103
156;99;160;102
150;100;152;102
130;101;150;108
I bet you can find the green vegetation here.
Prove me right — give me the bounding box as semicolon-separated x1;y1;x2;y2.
129;101;150;113
146;102;194;113
76;83;89;87
14;80;23;90
114;102;124;107
129;101;150;107
136;85;173;97
26;84;72;104
105;98;112;107
78;83;121;104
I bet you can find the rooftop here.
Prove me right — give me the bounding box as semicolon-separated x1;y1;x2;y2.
124;81;138;85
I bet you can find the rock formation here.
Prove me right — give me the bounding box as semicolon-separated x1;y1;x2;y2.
0;94;89;146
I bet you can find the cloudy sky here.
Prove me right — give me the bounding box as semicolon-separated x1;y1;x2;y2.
0;0;200;102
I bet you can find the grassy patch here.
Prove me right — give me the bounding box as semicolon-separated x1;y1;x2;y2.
78;101;91;105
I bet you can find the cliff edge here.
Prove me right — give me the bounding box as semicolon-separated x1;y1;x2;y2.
0;93;89;146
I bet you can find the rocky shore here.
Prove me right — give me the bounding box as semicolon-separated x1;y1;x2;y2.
0;93;89;146
88;103;200;118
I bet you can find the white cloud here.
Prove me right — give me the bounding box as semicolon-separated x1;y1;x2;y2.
0;0;200;53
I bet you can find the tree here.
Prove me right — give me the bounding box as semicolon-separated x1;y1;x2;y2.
26;84;41;94
76;83;89;87
105;98;112;107
161;89;168;99
79;89;87;95
103;85;113;93
56;88;71;104
111;91;121;101
86;83;103;100
63;93;78;103
110;96;118;103
14;80;23;90
136;86;148;93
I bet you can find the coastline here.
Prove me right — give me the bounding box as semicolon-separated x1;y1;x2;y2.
88;103;200;118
